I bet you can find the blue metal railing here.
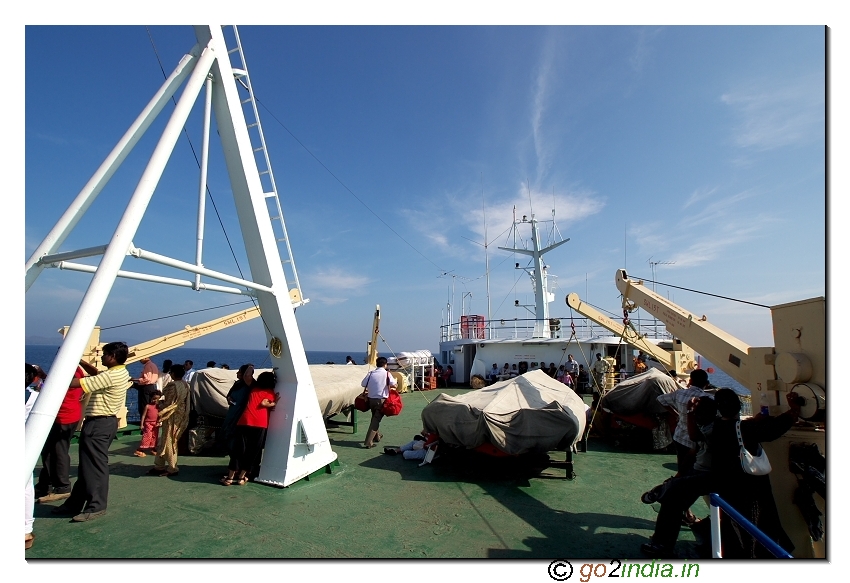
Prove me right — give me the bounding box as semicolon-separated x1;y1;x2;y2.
709;493;793;558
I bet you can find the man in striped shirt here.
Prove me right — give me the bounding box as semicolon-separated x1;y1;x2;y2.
52;341;130;522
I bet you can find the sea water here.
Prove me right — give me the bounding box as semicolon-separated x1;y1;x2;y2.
25;345;363;422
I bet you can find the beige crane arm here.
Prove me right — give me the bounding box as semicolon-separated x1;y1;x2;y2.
366;304;380;367
61;306;262;369
615;269;755;388
614;269;824;421
613;270;826;559
565;292;695;375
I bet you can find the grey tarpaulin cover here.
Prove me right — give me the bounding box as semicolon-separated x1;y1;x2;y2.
420;369;587;455
190;364;371;419
598;367;679;417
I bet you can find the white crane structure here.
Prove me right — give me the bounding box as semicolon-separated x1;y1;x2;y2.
24;26;336;488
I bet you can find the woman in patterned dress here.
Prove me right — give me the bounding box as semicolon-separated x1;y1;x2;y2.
149;364;190;477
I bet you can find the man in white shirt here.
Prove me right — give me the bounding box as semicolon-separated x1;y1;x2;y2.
488;364;500;384
360;357;398;448
566;354;579;380
590;353;610;392
656;369;710;477
182;360;197;383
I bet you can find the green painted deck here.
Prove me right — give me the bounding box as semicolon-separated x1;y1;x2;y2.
26;389;705;559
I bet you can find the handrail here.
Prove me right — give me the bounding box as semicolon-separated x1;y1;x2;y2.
709;493;793;558
439;315;673;343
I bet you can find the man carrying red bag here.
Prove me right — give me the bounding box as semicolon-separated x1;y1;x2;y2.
360;357;398;448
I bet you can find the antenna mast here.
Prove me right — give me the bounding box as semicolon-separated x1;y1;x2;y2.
482;174;492;338
648;257;675;292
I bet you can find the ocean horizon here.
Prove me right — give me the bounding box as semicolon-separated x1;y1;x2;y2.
26;345;369;422
27;343;748;424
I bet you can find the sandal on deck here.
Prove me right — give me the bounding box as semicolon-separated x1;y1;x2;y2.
220;476;235;486
235;476;249;486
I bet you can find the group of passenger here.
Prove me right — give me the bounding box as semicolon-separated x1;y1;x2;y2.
220;364;279;485
486;354;591;392
24;349;275;550
24;341;133;550
639;368;802;559
424;363;454;387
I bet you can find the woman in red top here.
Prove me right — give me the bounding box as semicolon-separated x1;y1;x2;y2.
221;371;279;486
35;366;85;502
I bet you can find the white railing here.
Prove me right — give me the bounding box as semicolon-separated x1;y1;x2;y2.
440;316;673;343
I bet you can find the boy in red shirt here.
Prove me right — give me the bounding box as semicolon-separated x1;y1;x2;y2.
35;366;85;503
220;371;279;486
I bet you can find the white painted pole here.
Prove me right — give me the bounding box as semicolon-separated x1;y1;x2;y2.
24;45;217;486
711;501;723;558
195;26;336;486
194;75;213;290
37;245;109;265
55;261;253;296
127;245;274;293
25;49;200;291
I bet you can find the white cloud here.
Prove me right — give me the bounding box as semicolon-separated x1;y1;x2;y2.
721;75;824;152
531;35;557;182
397;199;473;263
629;220;669;254
301;268;372;304
684;188;759;228
628;27;663;74
466;186;605;248
307;268;371;291
683;186;719;209
629;186;777;270
311;296;349;306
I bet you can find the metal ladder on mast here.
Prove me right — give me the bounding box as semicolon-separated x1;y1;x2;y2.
223;25;307;307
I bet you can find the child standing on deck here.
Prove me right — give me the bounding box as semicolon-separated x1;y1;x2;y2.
134;391;162;457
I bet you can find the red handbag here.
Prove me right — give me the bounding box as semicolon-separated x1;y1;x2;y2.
354;391;369;412
381;389;403;416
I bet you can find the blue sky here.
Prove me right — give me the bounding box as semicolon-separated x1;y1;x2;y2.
9;2;844;577
21;20;827;358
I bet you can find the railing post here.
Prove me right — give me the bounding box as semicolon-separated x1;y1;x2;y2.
709;492;794;559
711;494;723;558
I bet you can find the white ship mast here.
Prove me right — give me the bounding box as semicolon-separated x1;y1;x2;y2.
498;213;569;338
